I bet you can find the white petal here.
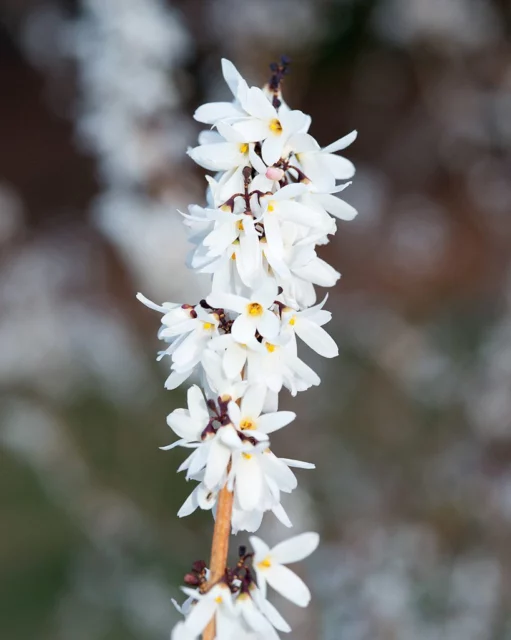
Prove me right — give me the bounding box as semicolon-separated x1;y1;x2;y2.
295;317;338;358
223;343;247;379
219;425;243;450
187;142;242;171
257;411;295;433
314;193;358;220
232;313;257;343
240;599;279;639
256;310;280;339
279;109;310;136
262;134;285;165
271;532;320;565
265;564;311;607
236;455;264;511
206;291;247;313
244;86;276;120
187;385;209;423
166;410;198;439
160;439;186;451
136;292;170;313
204;439;231;489
272;502;293;528
293;257;340;287
241;384;266;419
231;118;269;142
276;200;325;227
221;58;244;97
177;486;200;518
248;143;267;173
272;182;308;201
194;101;243;124
279;457;315;469
165;369;192;390
237;229;261;287
288;132;319;153
252;278;278;308
255;593;291;632
322;129;357;153
184;596;217;636
171;621;194;640
249;535;270;562
227;400;241;427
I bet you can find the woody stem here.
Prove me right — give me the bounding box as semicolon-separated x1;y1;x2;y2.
202;483;234;640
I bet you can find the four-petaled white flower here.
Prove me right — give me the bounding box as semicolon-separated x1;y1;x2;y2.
207;279;279;343
250;532;320;606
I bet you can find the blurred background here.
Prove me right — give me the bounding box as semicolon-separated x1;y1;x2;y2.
1;0;511;638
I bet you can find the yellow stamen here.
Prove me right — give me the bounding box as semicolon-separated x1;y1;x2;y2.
231;252;236;260
240;418;256;430
289;315;296;326
242;452;252;460
269;119;282;135
215;596;223;603
247;302;263;317
203;322;214;330
265;342;277;353
267;201;275;213
239;143;249;154
258;556;272;569
237;220;244;231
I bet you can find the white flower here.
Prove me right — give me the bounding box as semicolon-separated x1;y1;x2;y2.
290;129;357;192
161;385;209;450
187;123;251;173
227;384;295;440
182;583;235;637
193;58;248;125
281;297;339;359
234;592;280;639
177;480;217;518
209;333;257;380
207;279;280;343
246;337;321;396
231;86;310;164
250;532;320;606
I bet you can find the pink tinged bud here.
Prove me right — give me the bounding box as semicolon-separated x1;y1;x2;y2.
266;167;285;181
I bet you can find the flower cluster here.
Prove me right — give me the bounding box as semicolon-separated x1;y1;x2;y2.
172;533;319;640
139;57;357;638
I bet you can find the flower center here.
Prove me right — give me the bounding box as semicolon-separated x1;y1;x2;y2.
237;220;244;231
247;302;263;316
215;596;223;603
242;452;252;460
258;556;272;569
265;342;277;353
240;418;256;430
203;322;214;330
239;143;249;154
289;315;297;326
267;201;276;213
269;118;282;135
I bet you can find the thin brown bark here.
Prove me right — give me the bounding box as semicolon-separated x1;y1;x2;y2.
202;482;234;640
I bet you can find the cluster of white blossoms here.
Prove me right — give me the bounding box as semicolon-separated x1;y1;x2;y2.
139;57;357;639
171;532;320;640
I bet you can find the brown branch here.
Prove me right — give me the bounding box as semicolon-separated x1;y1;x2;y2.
202;482;234;640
